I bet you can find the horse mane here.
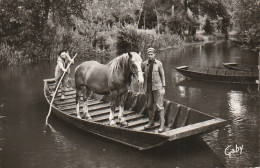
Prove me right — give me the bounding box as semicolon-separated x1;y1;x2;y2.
108;53;130;75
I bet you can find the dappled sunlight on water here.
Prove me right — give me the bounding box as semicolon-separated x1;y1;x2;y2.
228;91;246;118
177;86;187;98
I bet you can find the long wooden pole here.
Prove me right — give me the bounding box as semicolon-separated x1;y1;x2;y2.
45;53;77;125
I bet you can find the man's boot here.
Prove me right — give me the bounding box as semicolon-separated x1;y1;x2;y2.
144;121;154;129
158;125;165;133
144;109;155;129
158;109;165;133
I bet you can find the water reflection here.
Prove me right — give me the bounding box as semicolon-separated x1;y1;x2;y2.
228;91;245;116
44;118;223;168
0;41;259;168
178;86;186;98
171;44;259;167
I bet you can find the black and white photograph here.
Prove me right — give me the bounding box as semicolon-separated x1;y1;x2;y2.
0;0;259;167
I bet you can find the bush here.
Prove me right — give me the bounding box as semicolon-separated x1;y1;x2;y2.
193;35;205;42
116;25;184;54
0;42;32;65
116;25;142;55
47;23;115;63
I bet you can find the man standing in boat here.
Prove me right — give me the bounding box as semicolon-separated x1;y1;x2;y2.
51;49;74;100
142;47;166;133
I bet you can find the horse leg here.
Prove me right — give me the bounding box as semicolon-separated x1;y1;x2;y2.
75;87;82;119
109;93;117;126
118;91;128;126
82;86;92;119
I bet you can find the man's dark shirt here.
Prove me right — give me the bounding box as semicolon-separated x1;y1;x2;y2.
147;59;155;92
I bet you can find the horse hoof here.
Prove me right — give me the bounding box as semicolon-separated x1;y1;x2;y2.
119;120;128;126
86;116;92;120
76;115;81;119
109;120;117;126
61;95;65;100
119;117;128;126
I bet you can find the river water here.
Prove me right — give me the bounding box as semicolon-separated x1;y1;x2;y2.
0;41;259;168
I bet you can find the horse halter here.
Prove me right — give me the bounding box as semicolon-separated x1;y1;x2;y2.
129;60;141;75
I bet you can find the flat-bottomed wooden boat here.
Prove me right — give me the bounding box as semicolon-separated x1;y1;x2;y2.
44;78;226;150
176;66;258;84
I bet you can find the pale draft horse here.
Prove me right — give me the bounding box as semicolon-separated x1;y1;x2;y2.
74;52;144;126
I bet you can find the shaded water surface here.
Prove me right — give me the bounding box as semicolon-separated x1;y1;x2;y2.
0;41;259;167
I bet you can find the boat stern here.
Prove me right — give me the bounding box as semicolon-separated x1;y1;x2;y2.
175;66;188;70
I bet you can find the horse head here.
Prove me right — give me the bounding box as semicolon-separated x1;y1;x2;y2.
128;52;144;85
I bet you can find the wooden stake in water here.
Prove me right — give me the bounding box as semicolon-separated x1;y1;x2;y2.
45;53;77;126
258;52;260;92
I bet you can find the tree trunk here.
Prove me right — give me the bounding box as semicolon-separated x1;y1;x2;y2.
171;5;174;17
184;0;188;12
144;10;146;29
153;3;160;33
137;0;144;27
258;51;260;92
41;0;51;34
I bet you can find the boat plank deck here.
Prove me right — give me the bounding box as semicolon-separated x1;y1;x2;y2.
95;110;137;123
126;118;149;128
60;103;111;111
57;100;104;109
133;122;160;132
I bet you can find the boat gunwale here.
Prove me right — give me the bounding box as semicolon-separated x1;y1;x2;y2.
223;62;258;72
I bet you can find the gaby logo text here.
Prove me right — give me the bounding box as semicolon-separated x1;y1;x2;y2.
225;144;243;158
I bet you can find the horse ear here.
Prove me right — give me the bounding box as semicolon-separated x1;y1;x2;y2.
128;52;132;59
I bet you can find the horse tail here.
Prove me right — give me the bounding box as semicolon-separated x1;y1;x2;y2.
75;64;85;104
75;67;82;118
74;65;82;90
74;64;80;74
75;88;81;105
75;65;81;105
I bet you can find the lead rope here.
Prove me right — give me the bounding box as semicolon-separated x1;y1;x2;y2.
138;84;141;93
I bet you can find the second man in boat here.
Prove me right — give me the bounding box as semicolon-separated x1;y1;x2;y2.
52;49;74;100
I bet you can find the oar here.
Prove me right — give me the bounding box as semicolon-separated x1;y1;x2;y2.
45;53;78;127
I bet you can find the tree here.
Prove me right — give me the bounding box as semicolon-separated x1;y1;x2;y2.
233;0;260;46
138;0;229;37
204;18;214;34
0;0;85;59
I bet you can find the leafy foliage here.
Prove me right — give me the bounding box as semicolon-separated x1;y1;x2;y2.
116;24;184;54
1;0;246;64
0;0;85;62
233;0;260;46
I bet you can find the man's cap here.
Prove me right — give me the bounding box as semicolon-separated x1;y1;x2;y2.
58;49;68;56
147;48;155;54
